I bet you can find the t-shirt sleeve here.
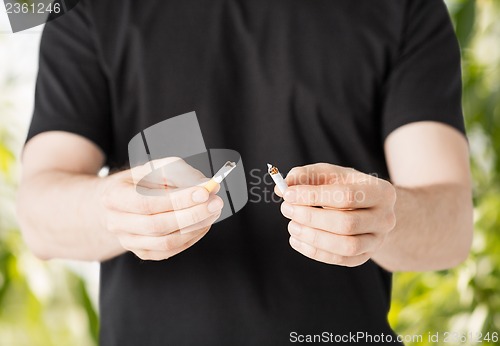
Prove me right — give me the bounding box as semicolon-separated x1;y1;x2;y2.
26;0;112;157
381;0;465;140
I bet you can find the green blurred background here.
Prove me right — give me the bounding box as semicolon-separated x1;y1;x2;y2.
1;0;499;345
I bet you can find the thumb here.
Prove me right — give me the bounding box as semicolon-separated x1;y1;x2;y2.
130;157;208;188
285;163;364;186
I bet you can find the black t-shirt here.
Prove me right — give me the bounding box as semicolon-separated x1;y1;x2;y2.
27;0;465;345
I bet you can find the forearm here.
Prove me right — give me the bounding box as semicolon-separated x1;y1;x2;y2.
17;170;125;262
372;183;473;272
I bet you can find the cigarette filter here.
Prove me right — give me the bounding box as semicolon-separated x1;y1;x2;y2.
267;163;288;194
203;161;237;193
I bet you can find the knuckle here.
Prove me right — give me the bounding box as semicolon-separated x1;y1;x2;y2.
306;207;315;224
289;167;306;184
169;193;182;211
341;214;359;234
385;211;397;230
345;238;362;256
189;209;203;225
343;188;356;207
147;216;163;235
139;196;153;215
334;188;355;209
311;230;320;248
309;189;320;205
206;212;221;227
299;207;312;225
163;236;177;251
303;244;317;258
310;247;318;259
192;226;210;235
287;167;301;177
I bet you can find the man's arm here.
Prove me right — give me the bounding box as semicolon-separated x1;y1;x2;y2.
278;121;473;272
17;132;123;261
371;121;473;271
17;132;223;262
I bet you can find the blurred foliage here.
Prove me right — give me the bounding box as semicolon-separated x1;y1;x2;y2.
0;42;97;346
0;0;499;345
389;0;500;345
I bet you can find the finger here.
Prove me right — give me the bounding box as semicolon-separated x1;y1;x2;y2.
289;236;371;267
104;184;211;214
119;226;210;252
285;164;367;186
127;157;188;185
107;195;224;236
282;183;382;209
143;158;208;188
140;172;222;196
287;221;378;256
280;202;379;235
274;185;284;198
137;177;209;190
132;231;207;261
180;211;221;234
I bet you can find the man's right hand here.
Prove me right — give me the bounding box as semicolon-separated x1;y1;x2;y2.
100;157;224;261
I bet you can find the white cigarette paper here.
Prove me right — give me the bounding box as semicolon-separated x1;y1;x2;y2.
200;161;237;193
267;163;288;194
212;161;236;183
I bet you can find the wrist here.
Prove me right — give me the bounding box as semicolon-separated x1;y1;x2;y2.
95;173;115;232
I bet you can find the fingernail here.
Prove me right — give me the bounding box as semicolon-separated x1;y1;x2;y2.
208;198;223;213
192;189;209;203
281;203;294;218
284;190;296;202
288;222;301;236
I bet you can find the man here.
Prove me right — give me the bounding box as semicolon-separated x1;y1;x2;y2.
17;0;473;345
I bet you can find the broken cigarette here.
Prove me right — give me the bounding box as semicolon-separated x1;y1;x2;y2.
267;163;288;194
203;161;237;193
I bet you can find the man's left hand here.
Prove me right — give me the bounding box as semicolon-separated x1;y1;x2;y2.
277;163;397;267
